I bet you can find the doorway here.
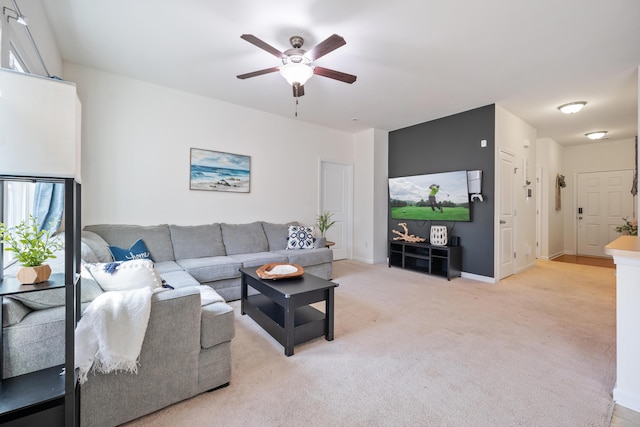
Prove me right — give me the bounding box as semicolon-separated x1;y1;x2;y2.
319;160;353;260
576;169;634;257
498;150;516;279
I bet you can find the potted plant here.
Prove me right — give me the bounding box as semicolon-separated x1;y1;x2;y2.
0;215;63;284
316;211;336;237
614;217;638;236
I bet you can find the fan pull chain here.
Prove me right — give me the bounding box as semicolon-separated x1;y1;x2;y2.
295;99;299;117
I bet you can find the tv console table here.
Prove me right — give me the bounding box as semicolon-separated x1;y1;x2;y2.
388;240;462;280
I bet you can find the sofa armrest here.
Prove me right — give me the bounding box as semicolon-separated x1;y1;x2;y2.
81;286;202;427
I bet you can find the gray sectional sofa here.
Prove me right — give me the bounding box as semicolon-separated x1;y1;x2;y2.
83;221;333;301
1;221;332;426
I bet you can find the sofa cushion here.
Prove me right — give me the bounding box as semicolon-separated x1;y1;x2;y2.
84;224;175;262
81;231;113;263
262;221;299;251
83;260;162;292
227;252;287;268
160;270;200;289
3;305;66;378
8;278;104;310
274;248;333;267
220;222;268;255
197;285;226;305
286;225;316;249
200;301;235;349
2;297;31;326
153;261;184;274
108;238;153;262
176;256;242;282
170;224;225;259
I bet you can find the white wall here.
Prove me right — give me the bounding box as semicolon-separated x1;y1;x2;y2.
562;137;636;254
353;128;388;264
495;105;538;272
536;137;564;259
63;63;358;229
372;129;389;264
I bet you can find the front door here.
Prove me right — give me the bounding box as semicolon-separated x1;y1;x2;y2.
576;170;634;257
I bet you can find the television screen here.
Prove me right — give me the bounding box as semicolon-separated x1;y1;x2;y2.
389;170;470;221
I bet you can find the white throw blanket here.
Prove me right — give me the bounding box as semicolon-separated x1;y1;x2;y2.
75;287;154;385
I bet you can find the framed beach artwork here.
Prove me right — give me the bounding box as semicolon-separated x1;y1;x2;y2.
190;148;251;193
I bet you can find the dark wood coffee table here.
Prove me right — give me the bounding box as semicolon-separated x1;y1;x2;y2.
240;266;337;356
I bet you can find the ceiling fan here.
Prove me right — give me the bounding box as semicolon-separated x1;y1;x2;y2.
236;34;357;98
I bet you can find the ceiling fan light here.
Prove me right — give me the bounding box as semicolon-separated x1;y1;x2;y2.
280;62;313;86
558;101;587;114
585;131;607;140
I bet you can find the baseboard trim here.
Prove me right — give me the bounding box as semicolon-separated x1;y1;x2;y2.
549;251;565;260
461;272;496;283
614;387;640;413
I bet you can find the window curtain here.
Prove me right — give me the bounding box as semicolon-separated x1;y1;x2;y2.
632;136;638;197
32;182;64;232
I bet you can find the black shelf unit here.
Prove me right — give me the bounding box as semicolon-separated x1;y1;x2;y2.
0;175;81;426
388;240;462;280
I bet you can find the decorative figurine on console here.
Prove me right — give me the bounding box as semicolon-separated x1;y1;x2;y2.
392;223;426;243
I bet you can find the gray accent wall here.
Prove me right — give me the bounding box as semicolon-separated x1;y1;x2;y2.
388;104;495;277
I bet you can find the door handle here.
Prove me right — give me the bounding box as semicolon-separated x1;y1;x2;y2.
500;220;506;224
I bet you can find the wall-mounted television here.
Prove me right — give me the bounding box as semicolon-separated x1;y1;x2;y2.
389;170;470;221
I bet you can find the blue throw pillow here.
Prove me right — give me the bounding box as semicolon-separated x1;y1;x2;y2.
108;239;153;262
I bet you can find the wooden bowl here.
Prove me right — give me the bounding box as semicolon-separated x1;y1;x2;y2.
256;263;304;280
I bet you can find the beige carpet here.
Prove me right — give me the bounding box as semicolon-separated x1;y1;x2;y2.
125;260;616;426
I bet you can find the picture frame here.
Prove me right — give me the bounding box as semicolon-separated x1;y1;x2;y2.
190;148;251;192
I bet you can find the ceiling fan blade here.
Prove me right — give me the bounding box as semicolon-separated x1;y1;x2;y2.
236;67;280;79
306;34;346;61
240;34;285;59
293;83;305;98
313;66;357;84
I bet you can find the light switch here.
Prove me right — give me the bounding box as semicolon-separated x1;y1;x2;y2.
481;139;487;148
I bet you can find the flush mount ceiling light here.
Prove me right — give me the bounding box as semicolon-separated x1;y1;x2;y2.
585;131;608;140
558;101;587;114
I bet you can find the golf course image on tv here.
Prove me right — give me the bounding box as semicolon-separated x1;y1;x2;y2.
389;170;470;221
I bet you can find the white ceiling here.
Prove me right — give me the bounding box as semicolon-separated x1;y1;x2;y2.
41;0;640;146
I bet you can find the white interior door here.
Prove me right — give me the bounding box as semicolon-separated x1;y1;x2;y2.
319;161;352;260
536;167;542;259
498;150;516;279
577;170;634;257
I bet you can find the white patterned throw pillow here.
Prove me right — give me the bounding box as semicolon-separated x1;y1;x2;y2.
83;259;162;292
286;225;316;249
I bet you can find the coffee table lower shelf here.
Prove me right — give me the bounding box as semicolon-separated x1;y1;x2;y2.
244;294;328;351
